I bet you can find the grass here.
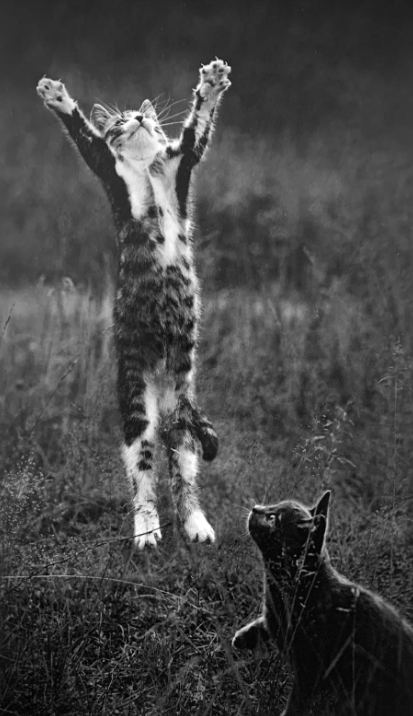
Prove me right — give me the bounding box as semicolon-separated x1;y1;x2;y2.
1;280;413;715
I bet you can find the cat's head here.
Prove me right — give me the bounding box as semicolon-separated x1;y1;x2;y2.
248;491;331;574
92;100;167;163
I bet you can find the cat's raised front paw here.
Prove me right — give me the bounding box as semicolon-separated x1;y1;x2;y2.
184;510;215;544
198;59;231;102
134;509;162;549
36;77;76;114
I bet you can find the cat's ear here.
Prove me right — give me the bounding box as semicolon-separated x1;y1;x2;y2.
140;99;157;121
309;491;331;518
91;103;112;130
309;491;331;553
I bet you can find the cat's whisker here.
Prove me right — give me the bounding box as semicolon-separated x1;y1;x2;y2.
94;98;124;118
230;500;251;514
94;98;112;112
150;95;179;118
150;93;167;110
159;109;189;122
157;98;188;119
159;120;187;128
159;116;188;127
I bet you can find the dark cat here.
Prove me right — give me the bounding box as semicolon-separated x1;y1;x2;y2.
36;60;231;548
233;491;413;715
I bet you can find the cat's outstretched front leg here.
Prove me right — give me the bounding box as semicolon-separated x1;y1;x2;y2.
36;77;115;182
178;58;231;162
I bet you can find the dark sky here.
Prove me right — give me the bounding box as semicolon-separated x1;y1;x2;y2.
1;0;412;145
3;0;413;92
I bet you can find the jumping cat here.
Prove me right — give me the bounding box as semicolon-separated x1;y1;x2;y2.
233;491;413;715
37;59;231;548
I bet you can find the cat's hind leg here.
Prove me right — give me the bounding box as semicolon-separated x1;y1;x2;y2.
162;390;215;544
120;378;161;549
164;394;218;461
190;403;218;462
167;425;215;544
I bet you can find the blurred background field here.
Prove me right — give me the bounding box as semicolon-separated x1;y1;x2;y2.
1;1;413;714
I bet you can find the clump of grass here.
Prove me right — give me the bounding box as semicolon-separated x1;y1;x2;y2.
0;281;115;469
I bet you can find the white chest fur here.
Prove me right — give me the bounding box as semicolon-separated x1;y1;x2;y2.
150;175;183;266
116;156;187;267
115;159;149;218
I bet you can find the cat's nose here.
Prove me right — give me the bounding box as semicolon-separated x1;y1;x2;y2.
252;505;266;514
135;113;144;123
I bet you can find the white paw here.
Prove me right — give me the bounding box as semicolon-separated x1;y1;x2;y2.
232;626;247;649
184;510;215;544
36;77;76;114
232;625;257;650
198;59;231;101
134;509;162;549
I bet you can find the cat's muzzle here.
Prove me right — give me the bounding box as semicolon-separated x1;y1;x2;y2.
248;508;277;539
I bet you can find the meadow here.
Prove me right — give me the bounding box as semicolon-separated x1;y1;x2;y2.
2;2;413;713
1;260;413;714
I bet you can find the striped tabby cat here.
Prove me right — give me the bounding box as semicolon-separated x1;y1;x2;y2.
37;59;231;548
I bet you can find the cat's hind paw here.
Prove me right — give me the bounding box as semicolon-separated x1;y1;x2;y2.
36;77;76;114
184;510;215;544
134;509;162;549
198;59;231;102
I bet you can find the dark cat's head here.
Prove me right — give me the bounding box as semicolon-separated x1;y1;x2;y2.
92;100;168;163
248;491;331;575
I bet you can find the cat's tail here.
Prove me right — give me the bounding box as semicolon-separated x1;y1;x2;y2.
190;405;219;462
162;396;219;462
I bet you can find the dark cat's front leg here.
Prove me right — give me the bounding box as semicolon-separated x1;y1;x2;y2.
232;616;270;650
36;78;115;183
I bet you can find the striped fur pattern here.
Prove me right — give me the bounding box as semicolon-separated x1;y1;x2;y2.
233;492;413;716
37;59;231;548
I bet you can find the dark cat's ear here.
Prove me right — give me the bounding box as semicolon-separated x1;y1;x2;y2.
309;491;331;554
140;99;157;121
91;104;112;130
309;491;331;519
